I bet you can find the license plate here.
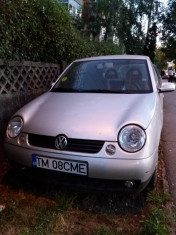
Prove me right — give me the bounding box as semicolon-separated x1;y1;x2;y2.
32;155;88;176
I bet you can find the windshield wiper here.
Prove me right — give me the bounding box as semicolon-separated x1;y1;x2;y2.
51;88;81;92
87;89;130;93
51;88;109;93
51;88;133;94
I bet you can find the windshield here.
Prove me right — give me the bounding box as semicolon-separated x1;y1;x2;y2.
51;59;153;94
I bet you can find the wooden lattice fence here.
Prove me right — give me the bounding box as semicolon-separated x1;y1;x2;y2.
0;59;60;95
0;59;64;151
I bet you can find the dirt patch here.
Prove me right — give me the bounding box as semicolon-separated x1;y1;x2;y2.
0;145;174;235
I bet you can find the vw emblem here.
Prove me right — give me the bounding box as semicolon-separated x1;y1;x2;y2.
55;135;67;150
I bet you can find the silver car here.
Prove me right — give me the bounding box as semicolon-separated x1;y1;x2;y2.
4;55;175;193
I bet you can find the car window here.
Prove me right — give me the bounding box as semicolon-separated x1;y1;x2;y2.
52;59;153;94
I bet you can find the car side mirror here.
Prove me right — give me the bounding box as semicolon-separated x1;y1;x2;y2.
159;82;175;93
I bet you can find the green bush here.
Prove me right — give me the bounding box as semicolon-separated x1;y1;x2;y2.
0;0;123;63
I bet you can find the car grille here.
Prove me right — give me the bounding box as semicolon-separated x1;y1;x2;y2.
28;134;104;154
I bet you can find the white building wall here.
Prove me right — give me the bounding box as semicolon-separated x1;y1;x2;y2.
60;0;82;15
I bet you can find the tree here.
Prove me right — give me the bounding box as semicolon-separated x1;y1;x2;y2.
143;23;157;61
154;48;168;69
82;0;161;56
115;1;145;54
161;0;176;61
0;0;124;63
82;0;123;41
0;0;73;62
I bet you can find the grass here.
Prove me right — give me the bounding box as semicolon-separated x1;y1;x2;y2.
93;225;116;235
140;208;170;235
138;189;174;235
0;185;174;235
0;157;175;235
54;191;76;212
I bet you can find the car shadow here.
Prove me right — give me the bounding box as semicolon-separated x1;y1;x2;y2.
1;164;148;215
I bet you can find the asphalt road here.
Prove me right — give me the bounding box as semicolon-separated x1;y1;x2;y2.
162;88;176;212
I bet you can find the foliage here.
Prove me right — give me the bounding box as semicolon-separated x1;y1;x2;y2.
91;41;125;56
154;49;168;69
143;23;157;62
82;0;164;57
54;191;76;212
161;0;176;61
71;8;84;31
82;0;145;51
93;225;115;235
140;209;170;234
0;0;123;63
138;189;173;235
122;0;164;57
116;1;145;54
0;0;170;64
0;0;72;62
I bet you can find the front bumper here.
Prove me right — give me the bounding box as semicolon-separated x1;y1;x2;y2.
4;141;158;193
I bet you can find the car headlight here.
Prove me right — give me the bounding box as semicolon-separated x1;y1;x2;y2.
7;116;23;138
118;125;146;152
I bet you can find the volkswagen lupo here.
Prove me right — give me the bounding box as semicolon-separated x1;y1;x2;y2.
4;55;175;193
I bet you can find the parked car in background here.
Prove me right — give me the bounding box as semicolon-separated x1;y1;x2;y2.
4;55;175;193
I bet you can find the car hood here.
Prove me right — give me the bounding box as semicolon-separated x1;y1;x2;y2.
16;92;157;141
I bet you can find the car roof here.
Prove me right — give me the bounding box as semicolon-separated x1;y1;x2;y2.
74;55;150;62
